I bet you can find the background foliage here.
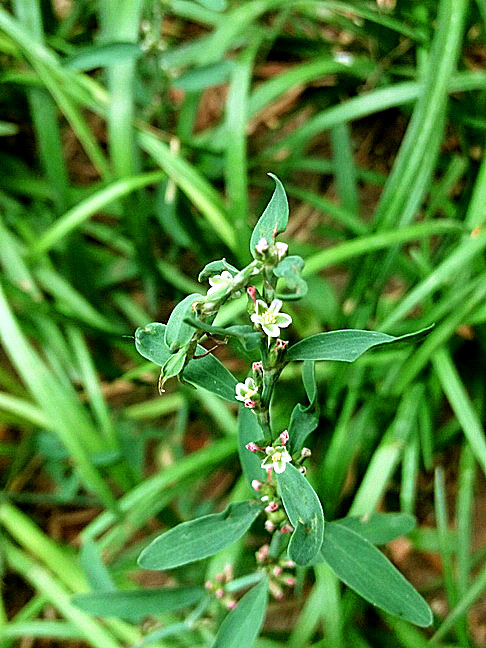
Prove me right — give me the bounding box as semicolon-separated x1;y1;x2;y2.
0;0;485;646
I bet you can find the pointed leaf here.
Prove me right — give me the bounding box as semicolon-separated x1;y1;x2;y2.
276;463;324;566
238;407;265;486
211;577;268;648
250;174;288;257
164;293;203;351
135;323;237;401
72;587;204;622
138;500;264;570
287;325;434;362
318;522;432;626
334;514;416;545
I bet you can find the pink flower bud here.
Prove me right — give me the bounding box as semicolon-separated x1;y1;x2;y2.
286;577;296;587
282;560;295;568
269;582;284;600
275;338;289;350
223;564;233;582
251;479;262;491
215;572;225;582
205;581;213;590
245;442;259;453
301;447;311;458
252;361;263;372
244;399;257;409
265;520;275;532
273;566;283;577
215;588;224;599
265;501;278;513
281;524;293;534
280;430;289;445
226;600;237;610
247;286;257;302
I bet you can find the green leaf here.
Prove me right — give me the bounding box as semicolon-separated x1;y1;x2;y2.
250;174;289;257
333;514;416;545
276;464;324;566
288;404;319;456
164;293;203;351
72;587;204;622
64;42;143;71
273;255;308;300
161;348;187;385
135;323;237;401
286;325;434;362
184;317;261;351
210;577;268;648
318;522;432;626
238;407;265;486
288;361;319;455
138;500;264;570
198;258;239;282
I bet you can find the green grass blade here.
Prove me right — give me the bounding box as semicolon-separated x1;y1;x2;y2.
28;171;164;257
432;347;486;477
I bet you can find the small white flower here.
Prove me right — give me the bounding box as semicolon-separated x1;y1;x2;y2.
275;242;288;260
235;377;258;403
250;299;292;338
261;445;292;474
334;51;354;66
255;238;270;254
207;270;234;296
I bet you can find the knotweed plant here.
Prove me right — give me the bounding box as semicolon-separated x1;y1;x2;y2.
130;176;432;645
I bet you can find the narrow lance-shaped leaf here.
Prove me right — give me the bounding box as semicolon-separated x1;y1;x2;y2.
210;576;268;648
276;463;324;566
72;587;204;622
333;513;416;545
138;500;264;570
164;293;203;351
287;325;434;362
318;522;432;626
135;322;237;401
250;174;288;257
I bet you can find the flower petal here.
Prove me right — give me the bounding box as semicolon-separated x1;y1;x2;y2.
262;323;280;337
274;313;292;328
255;300;268;317
269;299;283;313
273;461;286;474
